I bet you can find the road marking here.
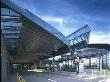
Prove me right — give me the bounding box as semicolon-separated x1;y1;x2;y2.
99;80;105;82
28;70;33;71
83;76;97;80
98;79;110;82
48;79;51;80
48;79;56;82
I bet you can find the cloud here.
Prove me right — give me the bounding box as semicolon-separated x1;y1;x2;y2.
11;0;37;14
12;0;110;35
39;16;64;26
89;32;110;44
72;14;110;23
28;13;110;43
39;15;78;36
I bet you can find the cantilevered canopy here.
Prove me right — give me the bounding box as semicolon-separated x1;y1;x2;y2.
88;44;110;51
74;44;110;58
76;48;109;58
1;0;69;63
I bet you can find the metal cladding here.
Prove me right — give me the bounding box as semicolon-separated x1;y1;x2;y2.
1;0;68;45
1;0;69;63
76;48;109;58
66;24;91;42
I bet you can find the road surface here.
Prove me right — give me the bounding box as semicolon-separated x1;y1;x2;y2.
8;70;110;82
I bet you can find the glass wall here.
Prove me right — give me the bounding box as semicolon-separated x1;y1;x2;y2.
1;7;22;53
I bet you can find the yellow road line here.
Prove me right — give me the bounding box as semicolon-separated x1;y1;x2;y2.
16;73;26;82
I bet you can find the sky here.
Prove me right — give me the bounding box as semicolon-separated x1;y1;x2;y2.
11;0;110;44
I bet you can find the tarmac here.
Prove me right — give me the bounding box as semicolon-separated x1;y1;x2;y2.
8;69;110;82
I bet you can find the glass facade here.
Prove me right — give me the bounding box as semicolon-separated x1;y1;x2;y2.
1;7;22;54
66;25;91;53
82;50;110;69
67;25;90;43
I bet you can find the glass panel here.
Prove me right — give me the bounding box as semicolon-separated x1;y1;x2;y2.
4;35;19;38
1;7;22;50
1;8;20;16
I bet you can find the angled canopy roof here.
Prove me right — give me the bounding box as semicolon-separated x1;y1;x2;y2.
1;0;69;63
88;44;110;51
76;48;109;58
75;43;110;58
1;0;68;45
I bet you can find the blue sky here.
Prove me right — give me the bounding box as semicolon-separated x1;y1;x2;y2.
11;0;110;44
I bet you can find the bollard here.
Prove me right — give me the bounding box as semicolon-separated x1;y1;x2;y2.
100;69;103;77
103;70;106;77
108;71;110;78
92;70;98;76
92;70;94;76
105;70;110;78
